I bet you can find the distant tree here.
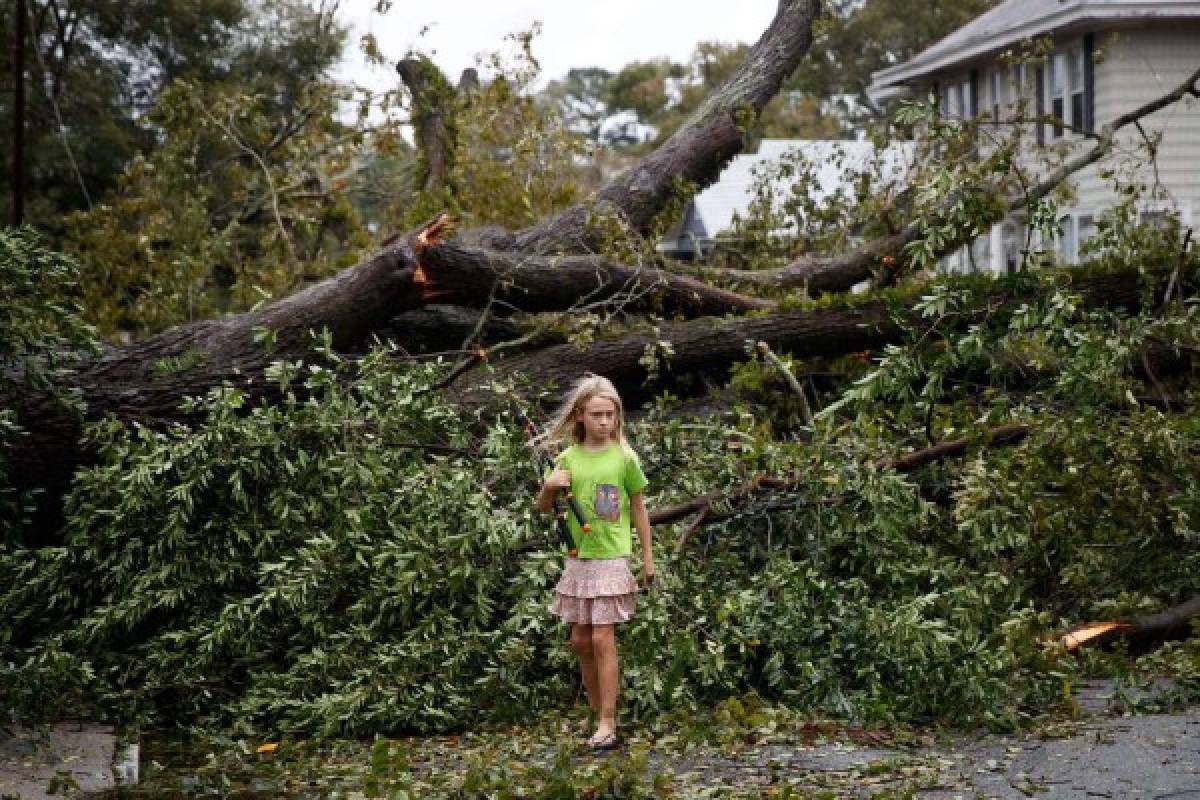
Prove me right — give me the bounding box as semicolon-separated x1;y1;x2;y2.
790;0;998;118
61;77;377;338
604;59;685;121
541;67;614;140
568;0;998;145
0;0;345;230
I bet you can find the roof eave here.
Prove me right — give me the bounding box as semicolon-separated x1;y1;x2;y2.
868;2;1200;96
865;82;914;107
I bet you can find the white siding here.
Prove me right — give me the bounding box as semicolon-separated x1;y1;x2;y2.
925;23;1200;270
1073;26;1200;227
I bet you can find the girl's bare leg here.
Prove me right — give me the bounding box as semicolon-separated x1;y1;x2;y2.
590;623;619;739
569;623;600;725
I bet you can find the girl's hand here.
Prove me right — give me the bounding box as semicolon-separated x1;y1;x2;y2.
544;468;571;491
640;564;657;591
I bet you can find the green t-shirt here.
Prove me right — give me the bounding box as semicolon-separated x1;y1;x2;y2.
546;442;649;558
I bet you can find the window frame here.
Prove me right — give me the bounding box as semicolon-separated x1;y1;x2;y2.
990;68;1003;125
1049;51;1067;139
1039;39;1095;139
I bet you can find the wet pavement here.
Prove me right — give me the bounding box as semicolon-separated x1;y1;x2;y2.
0;723;117;799
2;680;1197;798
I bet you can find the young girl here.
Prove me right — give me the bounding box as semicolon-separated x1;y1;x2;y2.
535;374;654;751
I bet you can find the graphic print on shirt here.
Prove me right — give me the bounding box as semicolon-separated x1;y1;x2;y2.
594;483;620;521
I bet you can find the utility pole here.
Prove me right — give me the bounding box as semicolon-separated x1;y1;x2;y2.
13;0;28;226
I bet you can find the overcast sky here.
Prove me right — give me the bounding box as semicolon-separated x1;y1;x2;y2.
332;1;779;93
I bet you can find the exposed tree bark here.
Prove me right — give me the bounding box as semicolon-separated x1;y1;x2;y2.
397;56;458;194
419;243;775;316
703;64;1200;296
372;305;522;356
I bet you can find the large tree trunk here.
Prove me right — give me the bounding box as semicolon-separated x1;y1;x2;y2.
419;244;774;316
461;300;900;408
455;267;1160;407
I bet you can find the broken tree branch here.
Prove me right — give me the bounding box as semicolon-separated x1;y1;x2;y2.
757;340;815;426
397;55;459;194
1063;594;1200;650
877;423;1030;472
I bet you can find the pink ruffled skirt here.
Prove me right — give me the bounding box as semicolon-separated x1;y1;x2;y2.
550;557;637;625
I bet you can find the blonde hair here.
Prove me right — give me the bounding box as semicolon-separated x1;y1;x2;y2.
535;373;633;455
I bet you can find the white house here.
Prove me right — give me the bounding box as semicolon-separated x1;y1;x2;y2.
867;0;1200;273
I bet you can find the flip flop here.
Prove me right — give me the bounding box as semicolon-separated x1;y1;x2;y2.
587;731;620;752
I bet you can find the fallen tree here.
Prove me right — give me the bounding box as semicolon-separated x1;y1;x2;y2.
6;0;1200;745
4;283;1196;733
2;249;1185;538
3;0;1198;545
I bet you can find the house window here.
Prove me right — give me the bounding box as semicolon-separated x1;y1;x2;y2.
1035;65;1046;145
1049;52;1067;138
961;78;974;119
1058;215;1076;263
969;233;990;272
990;69;1004;125
1070;48;1085;133
1002;221;1022;273
1037;41;1094;138
941;83;957;117
1083;34;1096;133
1012;63;1029;112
